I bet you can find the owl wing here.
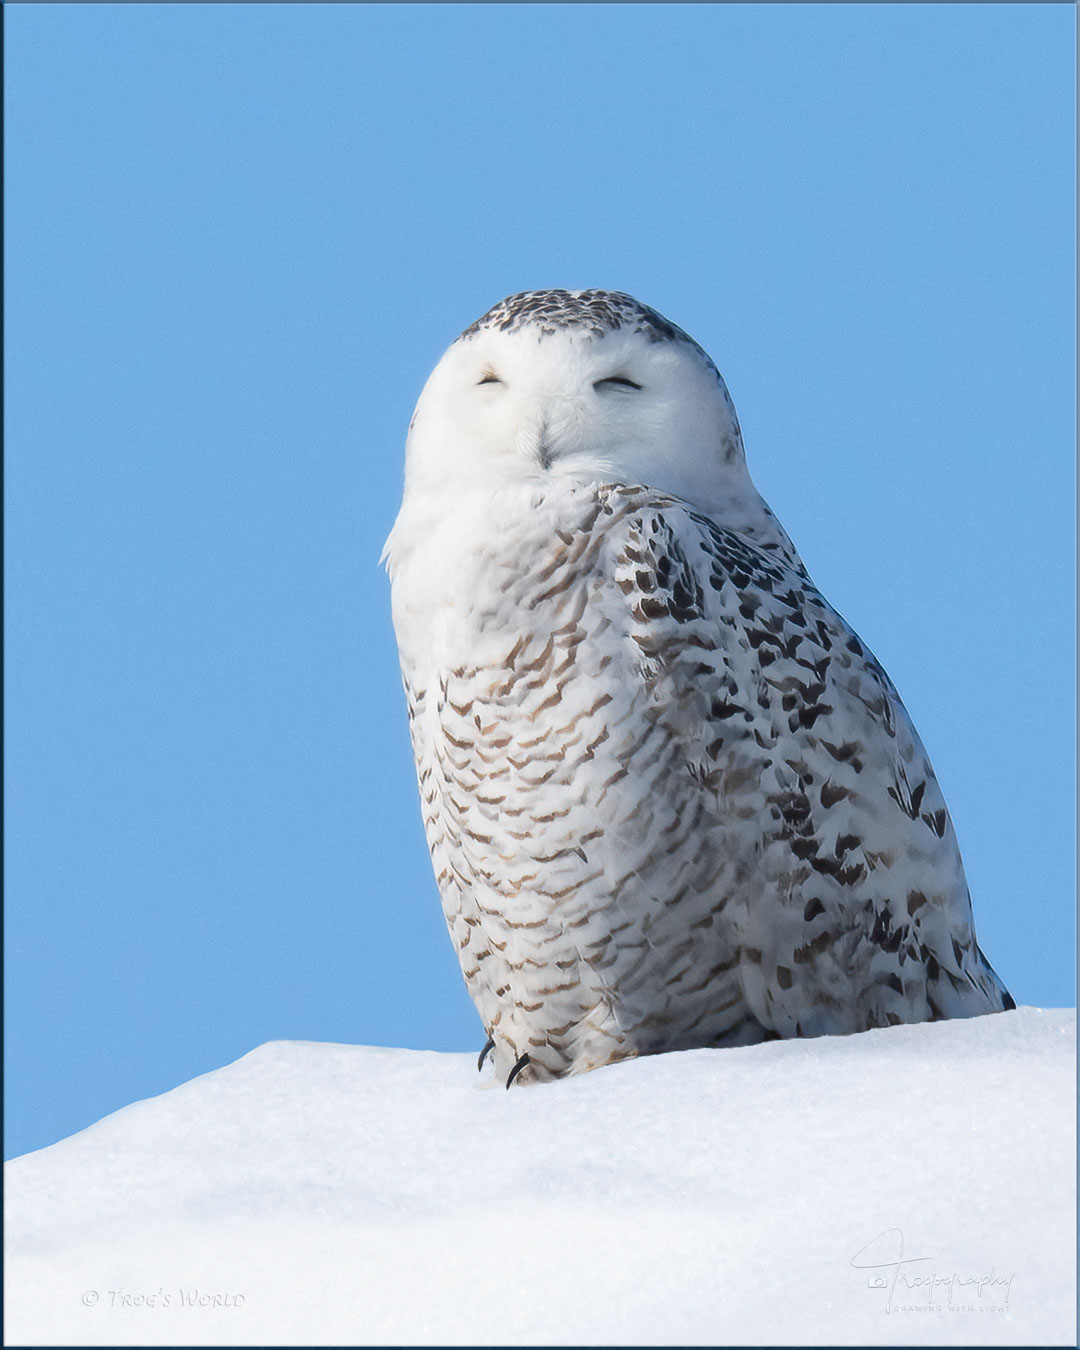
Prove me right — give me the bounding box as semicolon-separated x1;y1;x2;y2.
598;487;1013;1036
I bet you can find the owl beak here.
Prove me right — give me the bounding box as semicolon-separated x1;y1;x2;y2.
536;429;554;470
519;409;556;470
517;400;567;470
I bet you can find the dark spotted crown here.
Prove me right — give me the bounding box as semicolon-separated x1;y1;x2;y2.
460;289;718;372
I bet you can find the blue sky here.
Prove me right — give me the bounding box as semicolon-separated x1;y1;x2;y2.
5;3;1074;1160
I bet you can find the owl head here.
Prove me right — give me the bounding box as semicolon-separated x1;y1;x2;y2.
401;290;754;513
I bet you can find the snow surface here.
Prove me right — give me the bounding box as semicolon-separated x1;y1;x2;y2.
5;1007;1075;1346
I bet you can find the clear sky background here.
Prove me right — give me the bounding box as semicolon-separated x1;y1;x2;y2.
5;3;1075;1161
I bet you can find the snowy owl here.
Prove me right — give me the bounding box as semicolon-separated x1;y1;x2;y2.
384;289;1013;1088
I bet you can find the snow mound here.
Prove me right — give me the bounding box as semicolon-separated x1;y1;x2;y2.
5;1007;1075;1346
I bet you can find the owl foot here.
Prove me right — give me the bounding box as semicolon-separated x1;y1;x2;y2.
477;1036;494;1072
505;1052;531;1089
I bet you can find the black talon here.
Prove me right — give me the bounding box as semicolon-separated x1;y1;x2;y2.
505;1053;531;1089
477;1036;495;1073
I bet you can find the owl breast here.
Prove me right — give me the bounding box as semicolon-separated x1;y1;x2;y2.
393;480;778;1085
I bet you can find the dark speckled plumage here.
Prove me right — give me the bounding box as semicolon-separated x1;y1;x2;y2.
462;288;719;370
